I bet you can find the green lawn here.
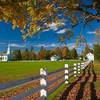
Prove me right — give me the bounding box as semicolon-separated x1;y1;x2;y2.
0;60;81;100
0;60;81;83
0;60;99;99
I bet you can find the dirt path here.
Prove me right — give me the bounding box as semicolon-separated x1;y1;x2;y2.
58;64;100;100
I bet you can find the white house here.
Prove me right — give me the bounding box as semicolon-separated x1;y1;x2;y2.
50;55;59;61
0;44;11;62
86;52;94;61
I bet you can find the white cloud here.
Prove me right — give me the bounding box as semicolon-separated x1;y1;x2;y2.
10;43;25;48
87;31;96;34
49;22;58;31
56;28;67;34
33;43;78;49
42;22;58;31
33;42;79;49
43;21;65;32
67;43;76;49
33;44;45;48
33;43;64;48
42;29;49;32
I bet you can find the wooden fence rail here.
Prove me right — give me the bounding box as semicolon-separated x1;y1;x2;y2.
0;61;90;100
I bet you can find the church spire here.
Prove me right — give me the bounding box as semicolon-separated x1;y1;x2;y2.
7;44;10;55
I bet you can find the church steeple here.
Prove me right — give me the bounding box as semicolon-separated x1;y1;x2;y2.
7;44;10;55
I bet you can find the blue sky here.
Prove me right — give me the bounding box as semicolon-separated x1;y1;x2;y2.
0;20;100;54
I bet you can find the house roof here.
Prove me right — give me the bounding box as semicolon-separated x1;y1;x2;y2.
51;55;59;59
86;52;94;55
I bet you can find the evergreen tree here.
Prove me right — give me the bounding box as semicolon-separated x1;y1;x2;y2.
70;48;78;59
29;46;36;60
12;49;22;61
21;48;29;60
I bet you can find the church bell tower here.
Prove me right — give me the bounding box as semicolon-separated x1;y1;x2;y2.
7;44;10;55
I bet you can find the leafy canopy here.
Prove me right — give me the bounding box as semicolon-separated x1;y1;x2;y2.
0;0;100;41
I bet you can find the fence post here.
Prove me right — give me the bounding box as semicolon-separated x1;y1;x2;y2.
64;64;69;84
78;63;81;74
74;63;77;77
81;62;85;70
40;68;47;100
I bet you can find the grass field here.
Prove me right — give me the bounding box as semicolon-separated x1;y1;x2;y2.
0;60;99;100
0;60;81;83
0;60;81;100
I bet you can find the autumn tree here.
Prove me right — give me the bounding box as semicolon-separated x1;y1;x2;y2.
53;47;62;57
61;46;70;60
37;46;47;60
82;45;91;57
49;49;55;57
0;0;99;42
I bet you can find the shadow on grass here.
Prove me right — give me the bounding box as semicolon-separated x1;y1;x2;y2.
59;68;87;100
76;63;97;100
90;64;97;100
75;67;91;100
59;63;98;100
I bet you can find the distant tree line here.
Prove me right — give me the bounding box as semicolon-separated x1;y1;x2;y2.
11;44;100;61
12;46;78;61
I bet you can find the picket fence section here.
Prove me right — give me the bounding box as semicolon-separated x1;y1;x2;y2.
0;61;90;100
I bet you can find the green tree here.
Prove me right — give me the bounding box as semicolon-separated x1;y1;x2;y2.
12;49;22;61
29;46;36;60
70;48;78;59
94;44;100;61
21;48;29;60
45;50;51;60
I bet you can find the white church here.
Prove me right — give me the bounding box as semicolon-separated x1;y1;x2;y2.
0;44;11;62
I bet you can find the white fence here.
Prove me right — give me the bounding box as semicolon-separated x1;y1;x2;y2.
0;61;90;100
39;61;90;100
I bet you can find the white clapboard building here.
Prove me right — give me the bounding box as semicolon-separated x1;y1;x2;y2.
50;55;59;61
0;44;11;62
86;52;94;61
